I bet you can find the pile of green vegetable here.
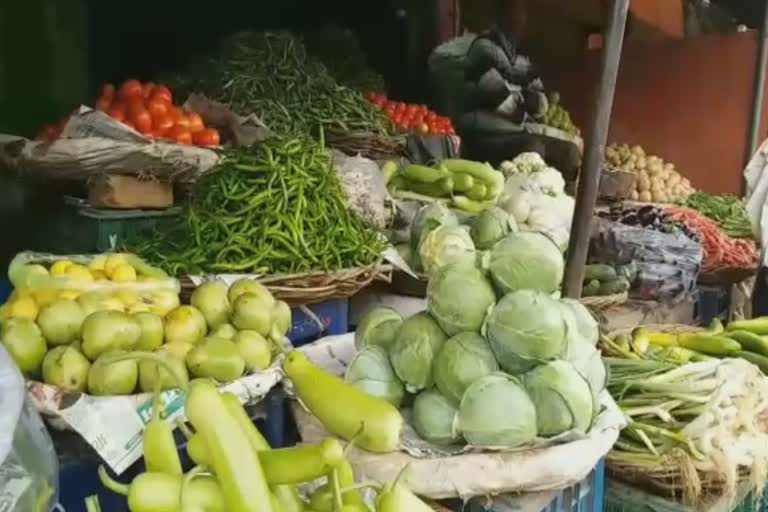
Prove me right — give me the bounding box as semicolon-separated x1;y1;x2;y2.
130;136;385;276
582;263;637;297
172;31;392;137
537;92;580;136
680;192;753;239
354;211;606;448
386;159;506;214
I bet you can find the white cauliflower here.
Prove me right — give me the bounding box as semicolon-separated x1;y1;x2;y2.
500;152;547;177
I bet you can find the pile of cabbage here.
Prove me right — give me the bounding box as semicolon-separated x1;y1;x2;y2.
352;216;606;449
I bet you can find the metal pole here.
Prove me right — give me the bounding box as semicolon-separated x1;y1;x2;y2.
563;0;630;298
747;0;768;166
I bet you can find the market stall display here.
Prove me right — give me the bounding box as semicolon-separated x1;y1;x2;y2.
605;143;695;203
680;192;753;239
367;94;456;136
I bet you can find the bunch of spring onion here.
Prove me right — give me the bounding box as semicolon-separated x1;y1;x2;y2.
606;356;768;504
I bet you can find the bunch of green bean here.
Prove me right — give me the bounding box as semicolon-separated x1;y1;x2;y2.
130;136;385;276
172;32;392;137
680;192;753;239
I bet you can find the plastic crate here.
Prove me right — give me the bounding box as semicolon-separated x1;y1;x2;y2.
56;389;285;512
605;478;767;512
466;458;606;512
288;299;349;347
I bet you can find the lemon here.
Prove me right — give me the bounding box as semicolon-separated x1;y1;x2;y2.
7;297;39;320
104;254;128;278
149;305;172;317
117;290;140;306
50;260;74;276
58;290;81;301
99;297;126;313
110;264;137;283
32;288;58;307
91;270;108;281
128;302;151;314
66;264;94;283
0;304;9;321
88;255;107;272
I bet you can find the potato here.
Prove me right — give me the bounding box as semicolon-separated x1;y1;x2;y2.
653;191;668;203
630;190;639;201
632;145;645;157
638;175;651;192
682;178;691;188
664;163;675;173
636;158;647;170
639;191;652;202
668;174;681;187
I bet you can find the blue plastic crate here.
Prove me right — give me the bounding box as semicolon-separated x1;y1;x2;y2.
288;299;349;347
468;459;605;512
57;390;286;512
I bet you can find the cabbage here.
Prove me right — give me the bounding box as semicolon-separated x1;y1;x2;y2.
412;389;462;445
470;207;517;250
355;307;403;350
568;346;607;422
560;299;599;346
523;360;594;436
389;312;447;393
419;225;476;275
487;231;564;294
433;332;499;405
345;346;405;407
410;202;459;249
427;263;496;336
484;290;567;374
458;372;537;448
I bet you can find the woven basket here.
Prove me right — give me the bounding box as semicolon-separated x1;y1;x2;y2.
579;291;629;311
180;264;393;307
326;128;406;160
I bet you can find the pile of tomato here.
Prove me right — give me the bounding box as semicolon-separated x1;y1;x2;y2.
366;93;455;136
37;80;220;147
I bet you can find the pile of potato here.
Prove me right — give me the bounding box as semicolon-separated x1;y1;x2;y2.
605;144;695;203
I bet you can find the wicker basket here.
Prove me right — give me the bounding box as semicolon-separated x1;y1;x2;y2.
579;291;629;311
180;264;393;307
326;128;406;161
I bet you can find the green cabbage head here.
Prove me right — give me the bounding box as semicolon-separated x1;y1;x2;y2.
433;332;499;405
410;202;459;249
389;312;447;393
355;307;403;350
470;206;517;250
484;290;567;374
412;389;462;445
458;372;537;448
487;231;564;294
345;345;405;407
419;225;476;275
523;360;595;436
427;263;496;336
560;298;599;347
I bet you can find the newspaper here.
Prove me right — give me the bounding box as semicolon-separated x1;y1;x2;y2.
27;366;283;475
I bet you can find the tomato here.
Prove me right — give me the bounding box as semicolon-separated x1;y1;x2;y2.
143;82;156;99
384;106;396;118
126;98;146;115
95;96;111;112
426;111;437;122
406;105;418;116
168;125;192;145
193;128;220;146
174;115;191;130
367;92;377;102
152;114;174;136
395;102;406;113
131;108;153;134
102;83;116;100
107;104;126;122
147;98;168;118
417;122;429;135
119;79;143;101
187;112;205;133
372;98;386;108
151;85;173;105
168;106;183;123
447;127;456;135
122;120;136;131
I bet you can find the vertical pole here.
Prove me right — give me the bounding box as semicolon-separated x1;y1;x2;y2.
747;0;768;168
563;0;630;298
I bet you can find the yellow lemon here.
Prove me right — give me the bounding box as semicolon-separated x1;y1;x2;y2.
91;270;108;281
104;254;128;278
57;290;81;301
128;302;151;314
149;305;172;317
117;290;140;306
32;289;58;307
66;264;94;283
88;255;107;272
50;260;74;276
99;297;125;313
7;297;39;320
110;264;137;283
149;290;181;311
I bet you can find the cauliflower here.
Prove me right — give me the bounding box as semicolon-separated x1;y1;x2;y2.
529;166;566;196
500;152;547;177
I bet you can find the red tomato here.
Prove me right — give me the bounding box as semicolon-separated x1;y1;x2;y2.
168;106;184;123
366;92;377;102
395;102;406;113
447;127;456;135
406;105;418;116
151;85;173;105
107;104;126;122
193;128;220;146
384;106;396;118
418;122;429;135
168;125;192;145
131;108;153;134
153;114;174;136
95;96;111;112
174;115;191;130
142;82;156;99
187;112;205;133
102;83;116;100
372;98;386;108
119;79;143;101
122;120;136;131
126;98;147;116
426;111;437;122
147;98;168;118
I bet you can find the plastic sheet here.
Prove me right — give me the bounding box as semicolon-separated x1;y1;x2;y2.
332;151;391;230
590;218;703;303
